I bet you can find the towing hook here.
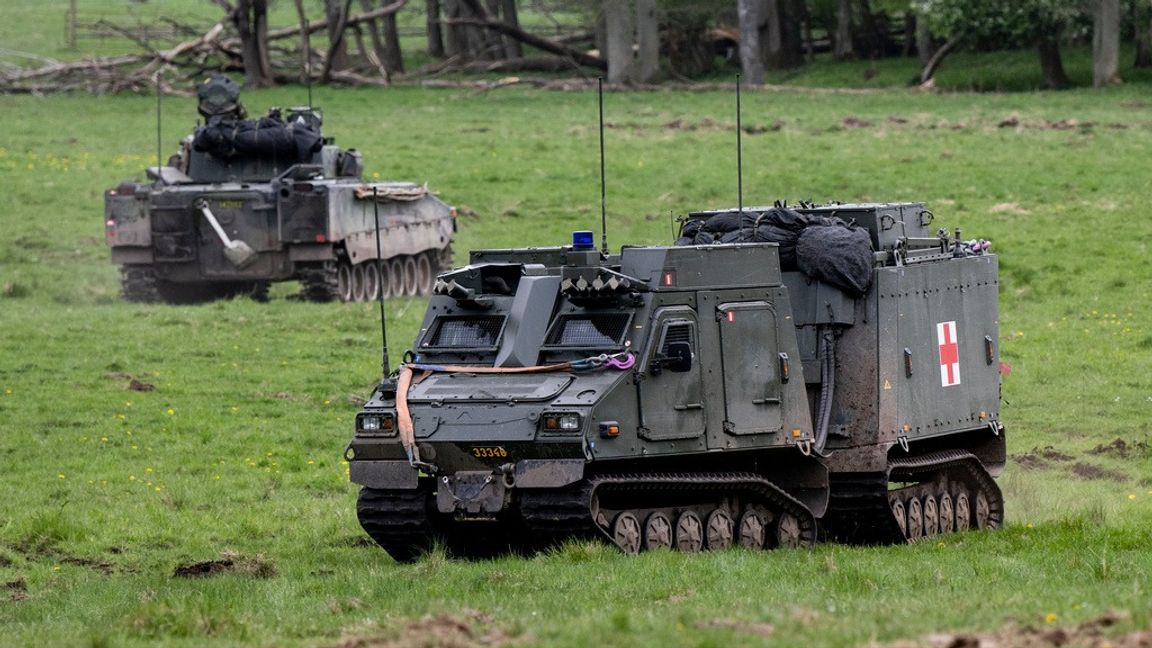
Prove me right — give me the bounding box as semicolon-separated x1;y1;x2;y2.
500;463;516;488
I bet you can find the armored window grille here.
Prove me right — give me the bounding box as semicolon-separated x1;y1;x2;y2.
424;315;506;349
661;323;693;354
545;313;631;348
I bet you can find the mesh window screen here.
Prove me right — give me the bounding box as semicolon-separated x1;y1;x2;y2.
426;315;506;348
546;313;631;347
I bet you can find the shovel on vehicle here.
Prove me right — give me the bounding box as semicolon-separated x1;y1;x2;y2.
195;199;258;269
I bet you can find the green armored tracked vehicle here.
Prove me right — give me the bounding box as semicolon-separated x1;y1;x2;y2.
104;74;454;303
345;202;1005;560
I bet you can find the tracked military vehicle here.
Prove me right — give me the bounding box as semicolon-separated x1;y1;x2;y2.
345;202;1005;560
104;74;454;303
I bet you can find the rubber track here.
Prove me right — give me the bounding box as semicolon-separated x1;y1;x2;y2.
299;263;339;302
589;472;819;549
120;265;160;303
356;487;434;563
823;449;1003;545
518;482;598;549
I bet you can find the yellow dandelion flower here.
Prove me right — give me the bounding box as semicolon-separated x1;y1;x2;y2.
145;467;153;473
129;475;136;481
100;437;109;443
214;475;220;480
324;399;331;406
125;401;132;407
1045;613;1058;624
53;565;60;572
116;414;125;420
166;408;175;416
131;445;138;450
57;473;66;480
154;487;162;492
4;388;12;395
1128;494;1137;501
1026;523;1034;528
307;460;315;465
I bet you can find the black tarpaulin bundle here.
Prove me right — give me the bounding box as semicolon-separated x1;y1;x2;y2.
192;113;323;163
675;207;875;297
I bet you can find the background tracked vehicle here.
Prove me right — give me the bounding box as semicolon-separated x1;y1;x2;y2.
104;75;454;304
345;202;1006;560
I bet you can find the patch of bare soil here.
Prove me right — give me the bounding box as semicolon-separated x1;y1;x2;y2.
334;610;521;648
872;610;1151;648
1012;446;1076;470
697;618;776;637
60;556;115;574
1089;438;1150;459
841;116;873;128
173;551;276;579
1070;462;1128;482
4;577;28;603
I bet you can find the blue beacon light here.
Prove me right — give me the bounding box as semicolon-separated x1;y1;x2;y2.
572;230;595;250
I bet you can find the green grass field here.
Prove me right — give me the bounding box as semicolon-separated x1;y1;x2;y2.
3;4;1152;646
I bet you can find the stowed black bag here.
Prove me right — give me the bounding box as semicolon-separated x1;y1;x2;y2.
193;113;322;163
676;206;874;296
795;223;874;297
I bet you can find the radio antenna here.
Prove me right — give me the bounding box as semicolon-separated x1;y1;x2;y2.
372;187;390;375
155;73;163;174
306;48;314;109
736;73;744;237
598;77;609;256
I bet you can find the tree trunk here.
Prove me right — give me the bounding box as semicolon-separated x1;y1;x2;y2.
499;0;523;58
443;0;472;60
358;0;390;71
833;0;853;60
603;0;634;84
763;0;804;69
738;0;765;84
1092;0;1121;87
426;0;445;58
634;0;658;82
294;0;313;82
1037;34;1069;90
1136;13;1152;68
324;0;352;73
382;11;405;72
235;0;273;87
915;9;934;67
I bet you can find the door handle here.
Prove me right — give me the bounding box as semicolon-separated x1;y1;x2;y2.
673;403;703;411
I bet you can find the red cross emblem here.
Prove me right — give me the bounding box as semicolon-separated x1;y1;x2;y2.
937;321;961;387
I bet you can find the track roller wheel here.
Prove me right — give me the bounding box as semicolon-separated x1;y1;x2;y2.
954;491;971;532
362;262;381;301
922;494;939;537
643;512;672;550
337;262;354;302
402;256;419;296
906;497;924;540
416;253;434;296
772;511;803;549
612;512;642;554
351;263;366;302
674;511;703;552
705;509;734;550
891;498;907;537
938;492;955;534
737;508;767;549
974;490;993;530
388;258;405;297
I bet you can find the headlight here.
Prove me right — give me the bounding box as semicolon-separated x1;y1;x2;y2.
356;412;395;435
541;412;582;432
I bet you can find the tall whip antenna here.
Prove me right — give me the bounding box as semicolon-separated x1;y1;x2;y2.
155;73;163;172
736;74;744;234
372;187;390;375
306;47;314;109
598;77;609;255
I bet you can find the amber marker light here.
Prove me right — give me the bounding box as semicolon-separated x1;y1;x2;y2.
599;421;621;438
791;429;802;438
